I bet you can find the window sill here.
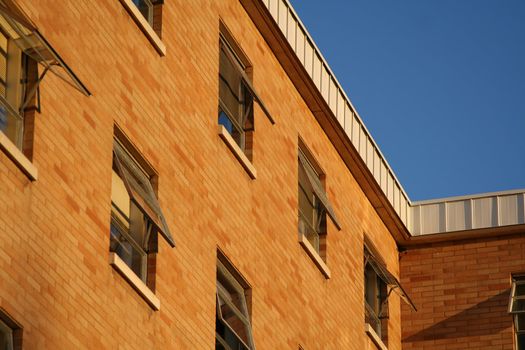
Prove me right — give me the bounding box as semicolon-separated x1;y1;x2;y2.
109;252;160;310
298;233;331;279
365;323;388;350
118;0;166;56
0;131;37;181
218;125;257;179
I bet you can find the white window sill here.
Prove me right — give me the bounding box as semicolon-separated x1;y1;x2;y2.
118;0;166;56
298;233;331;279
109;252;160;310
0;131;37;181
218;125;257;179
365;323;388;350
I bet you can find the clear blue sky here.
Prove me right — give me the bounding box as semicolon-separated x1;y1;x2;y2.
288;0;525;201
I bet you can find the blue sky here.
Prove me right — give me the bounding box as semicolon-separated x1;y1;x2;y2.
288;0;525;201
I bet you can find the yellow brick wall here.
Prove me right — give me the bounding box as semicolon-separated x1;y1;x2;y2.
0;0;403;349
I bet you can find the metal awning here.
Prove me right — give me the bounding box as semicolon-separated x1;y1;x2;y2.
364;244;417;311
0;0;90;98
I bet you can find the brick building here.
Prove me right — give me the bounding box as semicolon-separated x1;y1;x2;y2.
0;0;522;349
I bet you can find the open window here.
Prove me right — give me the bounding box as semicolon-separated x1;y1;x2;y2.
216;253;255;350
298;146;340;258
0;309;22;350
128;0;163;37
218;23;274;167
509;275;525;349
110;136;174;304
0;1;89;166
364;241;416;345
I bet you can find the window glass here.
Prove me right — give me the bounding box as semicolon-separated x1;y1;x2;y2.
298;149;327;254
215;260;254;350
0;318;13;350
218;40;254;154
132;0;153;24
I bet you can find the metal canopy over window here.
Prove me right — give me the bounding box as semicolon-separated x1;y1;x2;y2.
0;0;90;102
113;140;175;248
298;149;341;230
364;244;417;311
219;36;274;125
509;277;525;335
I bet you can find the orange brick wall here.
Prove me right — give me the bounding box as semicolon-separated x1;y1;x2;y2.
400;234;525;350
0;0;405;349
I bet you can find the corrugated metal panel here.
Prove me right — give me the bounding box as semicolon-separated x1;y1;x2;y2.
393;186;400;215
321;64;329;101
472;196;497;229
359;126;366;157
387;173;394;204
344;104;352;138
286;9;296;49
499;194;523;226
296;28;305;65
446;200;471;231
380;161;387;192
366;137;374;168
420;203;445;234
351;113;359;144
312;53;321;89
337;90;345;126
278;0;287;33
373;149;381;184
329;78;337;113
269;0;278;19
400;196;407;225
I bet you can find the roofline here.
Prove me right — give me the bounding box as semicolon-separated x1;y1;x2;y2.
412;188;525;205
243;0;522;242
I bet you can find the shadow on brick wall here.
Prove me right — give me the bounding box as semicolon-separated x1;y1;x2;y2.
403;289;512;342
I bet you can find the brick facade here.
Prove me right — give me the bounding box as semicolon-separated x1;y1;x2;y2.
0;0;405;349
0;1;521;349
401;235;525;350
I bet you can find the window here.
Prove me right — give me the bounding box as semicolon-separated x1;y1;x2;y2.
0;309;21;350
218;38;254;159
110;137;175;289
364;256;389;342
130;0;163;36
218;24;274;164
509;276;525;349
0;318;14;350
118;0;165;55
297;146;340;260
0;28;32;152
0;3;89;177
363;242;416;345
215;255;254;350
132;0;153;24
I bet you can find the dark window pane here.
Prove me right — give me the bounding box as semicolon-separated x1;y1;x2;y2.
219;48;243;124
0;319;13;350
513;299;525;313
132;0;152;23
517;283;525;296
518;333;525;350
110;213;147;282
517;314;525;332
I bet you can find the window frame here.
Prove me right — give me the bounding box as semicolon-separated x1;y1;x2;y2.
118;0;166;55
509;275;525;348
0;308;22;350
0;2;89;179
109;131;175;309
215;253;255;350
218;35;255;156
